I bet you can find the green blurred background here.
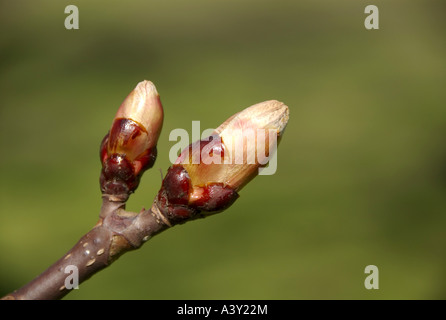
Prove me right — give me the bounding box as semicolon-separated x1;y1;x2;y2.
1;0;445;299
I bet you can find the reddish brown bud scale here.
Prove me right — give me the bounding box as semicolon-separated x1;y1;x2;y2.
100;133;109;164
190;183;239;212
154;164;239;224
100;175;131;195
108;118;146;158
171;206;197;219
161;164;239;213
103;155;134;181
101;155;136;195
155;186;198;224
163;165;192;205
133;147;157;176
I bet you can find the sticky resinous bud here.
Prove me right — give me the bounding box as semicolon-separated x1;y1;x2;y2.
154;100;289;224
100;81;164;199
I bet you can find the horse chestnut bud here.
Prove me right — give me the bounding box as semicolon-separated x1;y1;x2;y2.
100;80;164;198
154;100;289;225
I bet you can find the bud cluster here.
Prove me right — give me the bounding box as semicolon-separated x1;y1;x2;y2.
98;80;289;223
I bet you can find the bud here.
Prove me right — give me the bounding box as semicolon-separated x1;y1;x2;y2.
154;100;289;224
100;81;164;198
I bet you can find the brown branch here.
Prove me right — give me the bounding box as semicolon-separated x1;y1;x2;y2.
1;195;172;300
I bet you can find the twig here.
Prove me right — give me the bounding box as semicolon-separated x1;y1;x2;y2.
1;195;172;300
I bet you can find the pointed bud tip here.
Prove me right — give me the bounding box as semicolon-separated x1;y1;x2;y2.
248;100;289;136
135;80;159;97
216;99;289;139
115;80;164;133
